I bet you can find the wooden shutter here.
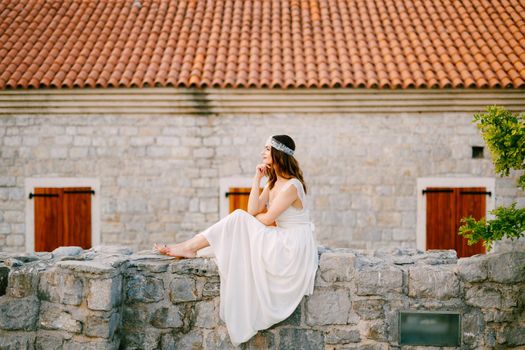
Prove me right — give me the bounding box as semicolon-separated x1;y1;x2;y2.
227;187;267;214
426;187;486;258
426;188;456;250
456;188;486;257
62;187;92;249
34;187;92;252
228;187;252;213
34;188;62;252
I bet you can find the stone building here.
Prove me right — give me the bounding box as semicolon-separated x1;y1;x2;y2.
0;0;524;254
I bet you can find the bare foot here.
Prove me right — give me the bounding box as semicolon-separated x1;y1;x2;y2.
153;243;173;256
153;243;196;258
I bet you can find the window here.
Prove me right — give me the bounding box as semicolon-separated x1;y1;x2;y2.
31;187;93;252
472;146;484;159
25;178;100;253
424;187;488;257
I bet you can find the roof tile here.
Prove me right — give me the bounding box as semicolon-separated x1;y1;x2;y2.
1;0;524;89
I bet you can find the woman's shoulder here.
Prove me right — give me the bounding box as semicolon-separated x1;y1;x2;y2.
285;178;305;193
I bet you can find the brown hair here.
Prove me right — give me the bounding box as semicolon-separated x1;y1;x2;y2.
267;135;307;194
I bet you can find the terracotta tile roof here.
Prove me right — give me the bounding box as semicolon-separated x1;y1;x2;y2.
1;0;524;89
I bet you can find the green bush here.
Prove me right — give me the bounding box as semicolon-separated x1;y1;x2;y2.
473;105;525;189
458;106;525;250
459;204;525;250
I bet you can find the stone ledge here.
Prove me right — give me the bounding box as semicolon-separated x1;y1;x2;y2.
0;246;523;349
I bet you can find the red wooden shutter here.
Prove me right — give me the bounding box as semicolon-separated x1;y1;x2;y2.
456;188;486;257
63;187;92;249
426;188;456;250
426;187;486;258
34;187;92;252
34;188;63;252
228;187;251;213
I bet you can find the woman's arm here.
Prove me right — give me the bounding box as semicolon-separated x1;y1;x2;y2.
247;182;269;215
247;164;270;215
255;185;298;225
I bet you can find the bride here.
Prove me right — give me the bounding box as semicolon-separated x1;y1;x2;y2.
154;134;318;346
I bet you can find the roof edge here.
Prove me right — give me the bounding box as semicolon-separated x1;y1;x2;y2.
0;88;524;115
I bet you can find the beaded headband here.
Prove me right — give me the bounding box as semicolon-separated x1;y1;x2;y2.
266;136;295;156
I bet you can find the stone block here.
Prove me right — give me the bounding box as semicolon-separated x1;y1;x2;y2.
456;255;488;282
126;274;164;303
122;304;150;330
205;327;236;349
352;298;385;320
487;251;525;283
87;275;122;311
193;147;215;158
483;309;516;322
194;300;217;328
121;330;161;350
150;305;183;329
305;288;351;325
465;285;502;309
169;258;219;276
57;260;117;275
417;249;458;265
278;328;324;350
408;265;459;299
319;252;356;283
35;332;65;350
169;329;203;349
63;337;120;350
202;278;220;297
5;234;24;246
85;312;120;339
39;303;82;333
147;146;171;158
462;311;484;346
325;326;361;344
7;268;38;298
50;147;68;158
199;197;218;213
355;265;403;296
0;176;16;186
52;246;83;258
169;276;198;303
366;320;387;341
126;258;170;273
243;331;276;349
38;269;83;305
0;296;39;330
503;325;525;346
69;147;88;158
339;342;389;350
0;332;36;350
91;245;134;255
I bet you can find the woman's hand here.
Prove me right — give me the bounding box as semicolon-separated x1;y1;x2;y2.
255;164;270;179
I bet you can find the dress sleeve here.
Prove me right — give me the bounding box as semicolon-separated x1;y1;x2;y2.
284;179;306;207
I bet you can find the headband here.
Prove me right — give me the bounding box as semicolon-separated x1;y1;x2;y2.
267;136;294;156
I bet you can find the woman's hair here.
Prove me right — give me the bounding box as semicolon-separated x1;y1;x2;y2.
268;135;307;194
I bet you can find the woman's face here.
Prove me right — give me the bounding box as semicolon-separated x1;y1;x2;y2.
261;144;272;166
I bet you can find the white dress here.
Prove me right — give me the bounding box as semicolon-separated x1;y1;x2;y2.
200;178;318;346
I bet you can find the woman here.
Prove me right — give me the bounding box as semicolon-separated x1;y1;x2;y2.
154;135;318;346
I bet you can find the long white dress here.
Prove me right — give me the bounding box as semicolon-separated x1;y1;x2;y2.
200;178;318;346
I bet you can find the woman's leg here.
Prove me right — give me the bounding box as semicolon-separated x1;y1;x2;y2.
154;233;209;258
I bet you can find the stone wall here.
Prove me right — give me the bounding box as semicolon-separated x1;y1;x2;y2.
1;113;524;252
0;245;523;349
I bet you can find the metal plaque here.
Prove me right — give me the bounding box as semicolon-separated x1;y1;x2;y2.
399;310;461;346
